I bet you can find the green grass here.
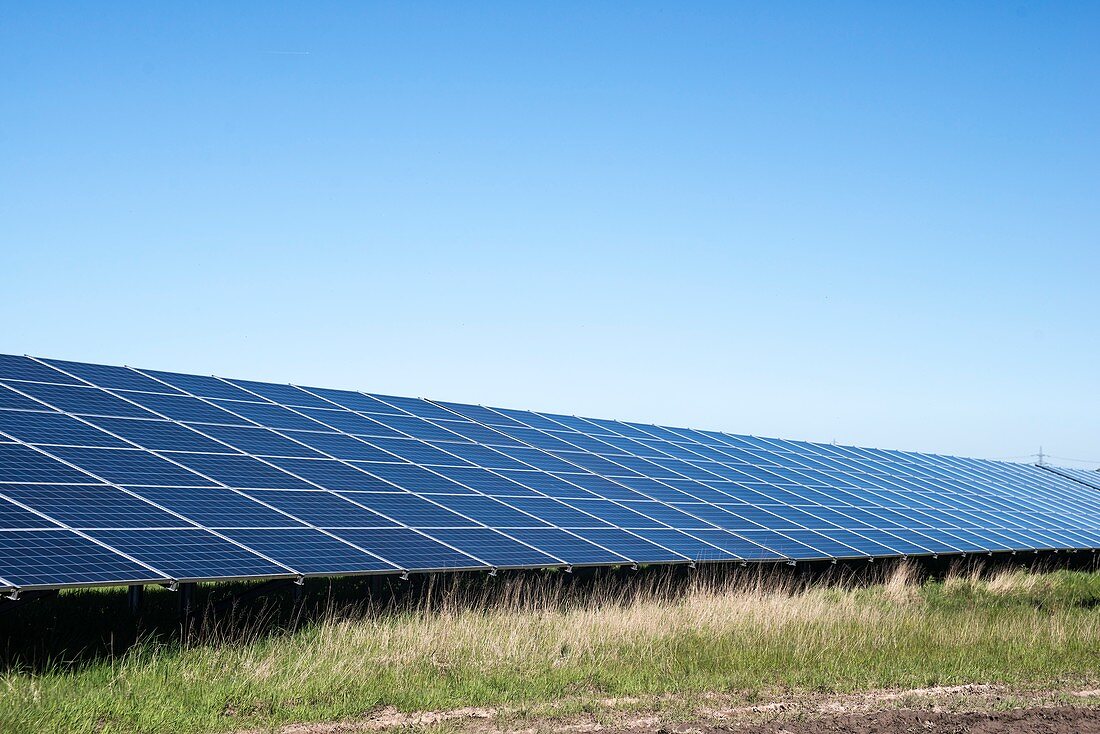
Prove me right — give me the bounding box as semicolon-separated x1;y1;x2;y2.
1;563;1098;733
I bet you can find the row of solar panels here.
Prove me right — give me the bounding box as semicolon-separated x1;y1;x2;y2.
0;354;1098;592
1045;465;1100;491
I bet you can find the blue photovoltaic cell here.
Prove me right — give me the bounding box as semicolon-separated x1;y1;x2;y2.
600;436;673;459
0;357;70;385
429;420;527;447
538;413;606;434
492;446;583;473
161;452;315;489
786;530;866;558
0;443;97;483
0;356;80;385
299;387;405;415
815;529;901;557
181;424;324;458
683;529;785;560
432;401;528;428
560;473;645;499
263;458;387;491
970;529;1021;551
560;499;668;528
129;487;306;528
508;528;632;564
367;414;469;442
225;379;335;409
433;443;533;470
138;370;260;401
296;408;407;438
0;385;52;411
46;446;216;487
997;528;1056;550
430;466;543;497
619;478;708;502
1047;466;1100;491
334;492;478;528
605;455;683;479
926;529;988;553
665;480;745;503
211;400;331;432
122;392;250;425
894;528;962;554
0;354;1098;589
356;463;475;493
628;529;746;562
496;470;598;498
326;462;407;490
282;431;397;462
507;428;590;453
0;410;130;448
86;529;293;579
427;528;563;567
1064;528;1100;546
1026;529;1076;550
569;528;688;563
430;494;552;527
5;383;159;419
553;451;638;478
372;395;455;420
41;359;184;394
0;495;61;529
81;417;234;453
623;501;715;529
855;529;932;556
586;418;660;440
736;530;826;558
726;505;799;529
504;496;613;527
328;528;487;570
489;408;564;431
362;437;471;466
217;528;399;574
0;529;167;587
241;490;398;527
0;484;190;529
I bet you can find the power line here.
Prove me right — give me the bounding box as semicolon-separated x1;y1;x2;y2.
991;450;1100;467
1045;454;1100;465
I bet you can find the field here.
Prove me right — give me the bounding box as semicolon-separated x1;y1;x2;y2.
1;561;1098;734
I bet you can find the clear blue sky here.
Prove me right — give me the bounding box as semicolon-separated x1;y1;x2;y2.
2;3;1097;468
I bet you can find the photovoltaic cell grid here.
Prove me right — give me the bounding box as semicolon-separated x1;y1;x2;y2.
1044;466;1100;492
0;354;1097;591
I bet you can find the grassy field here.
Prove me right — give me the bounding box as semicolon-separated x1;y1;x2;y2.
1;562;1098;733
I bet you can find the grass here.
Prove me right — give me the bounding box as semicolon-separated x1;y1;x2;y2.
1;562;1098;733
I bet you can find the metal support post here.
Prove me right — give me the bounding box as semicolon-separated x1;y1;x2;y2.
128;584;145;616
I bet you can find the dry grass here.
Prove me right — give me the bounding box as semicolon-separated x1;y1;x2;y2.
1;564;1098;733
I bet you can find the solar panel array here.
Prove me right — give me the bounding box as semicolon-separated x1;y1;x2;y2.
0;354;1097;592
1044;465;1100;492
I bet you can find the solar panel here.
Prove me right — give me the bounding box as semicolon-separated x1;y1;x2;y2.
0;484;192;529
84;529;294;580
326;527;488;571
0;530;169;588
0;353;1096;591
217;528;399;575
1043;465;1100;491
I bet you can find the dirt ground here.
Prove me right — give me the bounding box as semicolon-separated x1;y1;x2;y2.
244;685;1100;734
711;706;1100;732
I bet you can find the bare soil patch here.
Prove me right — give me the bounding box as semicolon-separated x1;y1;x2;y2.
640;706;1100;733
240;685;1100;734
